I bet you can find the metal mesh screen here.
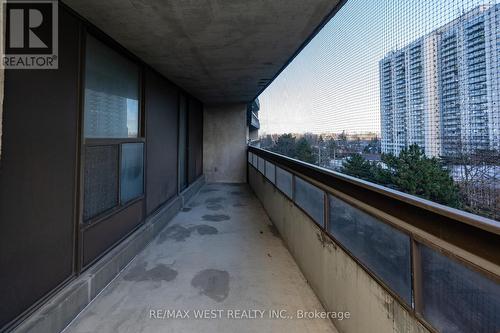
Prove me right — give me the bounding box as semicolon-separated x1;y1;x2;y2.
83;145;119;221
420;243;500;332
258;0;500;221
256;1;500;330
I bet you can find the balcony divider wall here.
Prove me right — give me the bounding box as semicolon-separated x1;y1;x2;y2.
0;4;204;331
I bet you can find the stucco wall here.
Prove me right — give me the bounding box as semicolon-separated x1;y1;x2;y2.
203;104;247;183
249;166;430;333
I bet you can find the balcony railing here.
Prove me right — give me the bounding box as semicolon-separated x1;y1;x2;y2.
248;146;500;333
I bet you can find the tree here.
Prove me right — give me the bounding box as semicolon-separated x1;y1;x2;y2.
443;148;500;219
340;144;460;208
272;133;296;158
383;145;460;207
341;154;374;181
260;135;274;149
327;139;338;160
336;131;349;157
295;137;315;164
364;136;381;154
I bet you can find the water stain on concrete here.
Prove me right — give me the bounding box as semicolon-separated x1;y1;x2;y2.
202;214;230;222
191;269;229;302
158;225;191;243
124;262;178;282
192;225;218;235
181;207;192;212
206;204;223;211
316;232;337;251
158;224;219;243
205;197;225;204
268;224;280;238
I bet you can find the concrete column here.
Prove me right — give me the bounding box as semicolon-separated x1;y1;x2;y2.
203;103;247;183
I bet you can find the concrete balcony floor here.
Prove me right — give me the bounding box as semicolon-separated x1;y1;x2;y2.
64;183;337;333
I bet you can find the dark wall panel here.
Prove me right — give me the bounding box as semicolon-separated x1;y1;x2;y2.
82;200;144;267
188;98;203;184
145;69;179;214
0;8;80;329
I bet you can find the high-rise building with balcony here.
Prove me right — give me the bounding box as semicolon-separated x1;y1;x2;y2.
380;4;500;157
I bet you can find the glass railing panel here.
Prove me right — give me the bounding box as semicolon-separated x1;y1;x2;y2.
265;161;276;184
419;243;500;333
328;194;412;304
258;156;265;174
294;176;324;226
276;166;293;198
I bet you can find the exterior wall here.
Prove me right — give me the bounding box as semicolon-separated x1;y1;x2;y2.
144;68;179;215
422;34;441;157
0;4;206;331
0;8;81;329
188;98;204;184
249;167;430;333
204;104;247;183
11;177;204;333
248;127;259;141
380;59;393;154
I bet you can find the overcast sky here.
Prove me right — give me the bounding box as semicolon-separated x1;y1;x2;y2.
258;0;494;135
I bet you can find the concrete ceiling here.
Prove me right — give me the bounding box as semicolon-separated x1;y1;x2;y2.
64;0;344;104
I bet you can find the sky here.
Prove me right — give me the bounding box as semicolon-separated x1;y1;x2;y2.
258;0;497;135
127;98;139;137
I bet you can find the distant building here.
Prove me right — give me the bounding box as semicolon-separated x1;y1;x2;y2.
84;89;129;138
380;4;500;157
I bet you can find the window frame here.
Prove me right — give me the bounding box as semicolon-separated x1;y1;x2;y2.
80;29;146;227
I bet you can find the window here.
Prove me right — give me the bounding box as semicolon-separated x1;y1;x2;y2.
84;35;140;139
120;143;144;203
82;34;143;222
